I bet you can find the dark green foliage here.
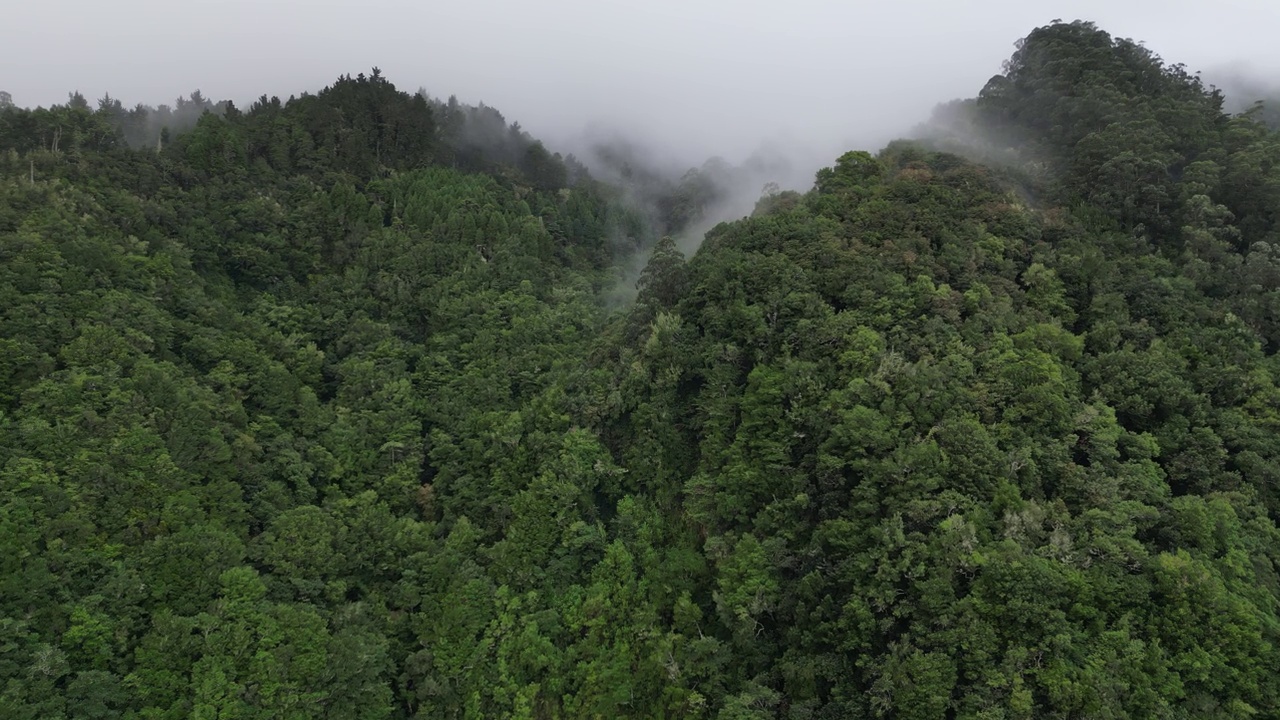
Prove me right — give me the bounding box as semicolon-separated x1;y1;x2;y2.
4;25;1280;719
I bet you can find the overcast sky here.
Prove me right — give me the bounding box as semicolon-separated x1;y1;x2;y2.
6;0;1280;170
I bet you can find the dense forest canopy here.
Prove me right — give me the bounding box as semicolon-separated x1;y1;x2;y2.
4;18;1280;719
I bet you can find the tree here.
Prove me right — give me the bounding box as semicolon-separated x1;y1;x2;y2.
635;236;687;309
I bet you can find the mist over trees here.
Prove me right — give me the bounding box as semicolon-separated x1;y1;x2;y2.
5;18;1280;719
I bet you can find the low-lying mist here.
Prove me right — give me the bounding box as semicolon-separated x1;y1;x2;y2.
11;1;1280;308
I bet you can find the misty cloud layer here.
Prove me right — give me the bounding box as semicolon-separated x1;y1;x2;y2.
8;0;1280;211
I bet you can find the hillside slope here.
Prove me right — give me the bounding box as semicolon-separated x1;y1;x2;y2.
2;21;1280;720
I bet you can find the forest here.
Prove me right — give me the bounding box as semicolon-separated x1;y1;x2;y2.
3;19;1280;719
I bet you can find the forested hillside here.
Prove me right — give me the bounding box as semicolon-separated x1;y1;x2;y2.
4;20;1280;719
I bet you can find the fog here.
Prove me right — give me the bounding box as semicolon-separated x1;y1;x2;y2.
7;0;1280;234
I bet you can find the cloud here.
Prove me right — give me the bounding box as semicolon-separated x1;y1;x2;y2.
7;0;1280;253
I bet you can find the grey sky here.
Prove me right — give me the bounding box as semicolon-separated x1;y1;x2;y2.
6;0;1280;169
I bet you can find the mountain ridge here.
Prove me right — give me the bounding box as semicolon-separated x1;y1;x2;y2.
2;18;1280;719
